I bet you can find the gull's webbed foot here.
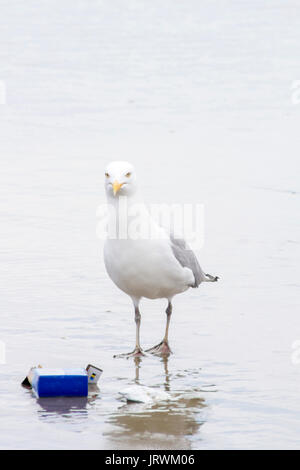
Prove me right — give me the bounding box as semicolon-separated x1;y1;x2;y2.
113;347;145;359
146;341;172;356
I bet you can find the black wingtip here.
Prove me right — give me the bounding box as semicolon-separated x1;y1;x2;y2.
206;273;219;282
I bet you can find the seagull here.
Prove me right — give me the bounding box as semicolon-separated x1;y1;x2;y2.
103;161;218;358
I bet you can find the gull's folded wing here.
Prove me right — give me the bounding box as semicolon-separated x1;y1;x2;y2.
169;235;207;287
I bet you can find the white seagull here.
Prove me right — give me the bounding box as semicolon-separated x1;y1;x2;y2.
103;161;218;358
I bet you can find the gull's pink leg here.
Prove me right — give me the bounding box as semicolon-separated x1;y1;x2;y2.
114;303;145;358
146;300;173;356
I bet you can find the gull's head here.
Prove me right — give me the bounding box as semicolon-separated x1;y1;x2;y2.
105;161;137;198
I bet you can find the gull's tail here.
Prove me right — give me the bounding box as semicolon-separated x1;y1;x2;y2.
204;273;219;282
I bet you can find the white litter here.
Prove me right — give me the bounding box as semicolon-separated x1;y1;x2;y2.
119;385;172;404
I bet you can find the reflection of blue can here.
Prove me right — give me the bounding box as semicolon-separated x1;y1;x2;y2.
31;368;88;398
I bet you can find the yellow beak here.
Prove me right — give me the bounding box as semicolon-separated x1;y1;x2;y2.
112;180;123;196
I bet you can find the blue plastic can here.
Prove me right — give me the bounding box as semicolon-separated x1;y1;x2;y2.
31;368;88;398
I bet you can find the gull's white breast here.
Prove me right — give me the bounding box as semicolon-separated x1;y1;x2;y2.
104;237;193;300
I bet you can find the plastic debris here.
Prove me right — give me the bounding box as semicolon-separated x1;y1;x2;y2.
21;363;103;397
21;365;42;389
119;385;171;404
86;364;103;384
32;368;88;398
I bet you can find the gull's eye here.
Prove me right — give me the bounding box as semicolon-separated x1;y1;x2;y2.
105;172;110;178
125;172;131;178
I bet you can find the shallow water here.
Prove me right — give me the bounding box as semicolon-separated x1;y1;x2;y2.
1;0;300;449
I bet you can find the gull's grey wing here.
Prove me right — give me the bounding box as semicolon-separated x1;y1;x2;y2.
170;235;207;287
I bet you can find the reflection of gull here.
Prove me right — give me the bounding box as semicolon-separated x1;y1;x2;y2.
107;357;206;450
103;161;218;357
108;401;205;445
